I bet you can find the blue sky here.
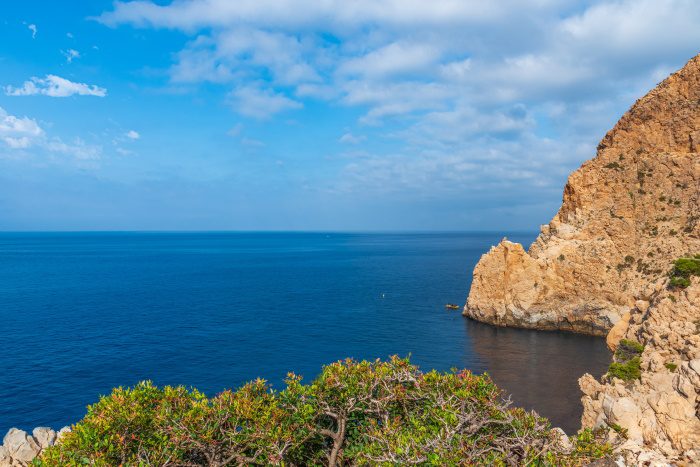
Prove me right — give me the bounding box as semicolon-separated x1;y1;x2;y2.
1;0;699;231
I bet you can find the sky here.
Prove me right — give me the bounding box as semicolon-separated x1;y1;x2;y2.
0;1;699;231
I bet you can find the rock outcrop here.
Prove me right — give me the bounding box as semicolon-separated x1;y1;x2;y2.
0;426;70;467
464;54;700;336
580;277;700;465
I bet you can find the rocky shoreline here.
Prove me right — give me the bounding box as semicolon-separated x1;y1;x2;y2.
1;427;70;466
580;277;700;465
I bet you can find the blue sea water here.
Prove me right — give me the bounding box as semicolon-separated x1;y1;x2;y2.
0;232;610;434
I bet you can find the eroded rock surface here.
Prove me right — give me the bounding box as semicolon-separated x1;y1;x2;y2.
580;278;700;465
464;54;700;335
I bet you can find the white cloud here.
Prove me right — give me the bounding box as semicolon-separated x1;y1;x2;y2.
45;138;102;160
228;85;302;119
62;49;81;63
339;133;365;144
0;107;103;162
28;24;37;39
66;32;74;38
96;0;537;30
95;0;700;200
339;42;441;79
0;107;43;149
126;130;140;140
5;75;107;97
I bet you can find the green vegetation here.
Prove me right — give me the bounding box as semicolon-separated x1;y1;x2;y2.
668;255;700;289
35;357;611;466
615;339;644;360
664;362;678;372
607;339;644;382
607;423;628;439
603;162;621;170
608;358;642;382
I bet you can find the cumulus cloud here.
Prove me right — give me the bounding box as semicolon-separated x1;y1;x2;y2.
126;130;140;140
0;107;102;162
228;85;302;119
0;107;43;149
5;75;107;97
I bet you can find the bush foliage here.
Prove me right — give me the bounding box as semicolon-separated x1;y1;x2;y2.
35;357;610;466
669;255;700;289
608;339;644;382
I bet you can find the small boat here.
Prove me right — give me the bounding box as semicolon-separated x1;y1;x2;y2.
445;303;460;310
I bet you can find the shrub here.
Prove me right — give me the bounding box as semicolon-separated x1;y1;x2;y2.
36;357;611;466
608;357;642;382
668;256;700;289
608;339;644;382
615;339;644;361
664;362;678;372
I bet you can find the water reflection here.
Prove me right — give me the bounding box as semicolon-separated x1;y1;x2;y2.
464;319;611;434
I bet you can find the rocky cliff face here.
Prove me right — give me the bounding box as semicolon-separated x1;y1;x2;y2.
464;54;700;336
579;277;700;465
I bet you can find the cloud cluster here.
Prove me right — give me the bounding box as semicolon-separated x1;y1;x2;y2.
0;106;101;161
0;107;43;149
6;75;107;97
97;0;700;207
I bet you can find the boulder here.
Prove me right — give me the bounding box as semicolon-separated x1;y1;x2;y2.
2;429;40;464
32;427;56;449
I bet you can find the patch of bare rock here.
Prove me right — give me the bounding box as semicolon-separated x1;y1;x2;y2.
0;427;70;467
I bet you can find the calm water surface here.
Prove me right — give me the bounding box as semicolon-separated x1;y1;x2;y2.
0;232;609;434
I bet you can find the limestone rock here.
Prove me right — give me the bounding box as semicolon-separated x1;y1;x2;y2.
2;429;40;464
0;445;11;465
31;428;55;450
464;53;700;335
0;426;68;466
606;311;631;351
580;278;700;464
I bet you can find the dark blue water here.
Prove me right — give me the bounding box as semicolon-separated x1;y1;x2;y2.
0;232;610;434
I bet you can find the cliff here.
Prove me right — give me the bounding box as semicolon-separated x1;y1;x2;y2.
580;277;700;464
464;54;700;336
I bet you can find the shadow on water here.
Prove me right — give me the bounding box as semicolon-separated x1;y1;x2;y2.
464;318;611;434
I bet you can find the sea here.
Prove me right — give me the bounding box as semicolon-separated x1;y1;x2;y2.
0;232;610;434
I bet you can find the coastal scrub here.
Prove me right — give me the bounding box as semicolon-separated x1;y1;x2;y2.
35;357;610;466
